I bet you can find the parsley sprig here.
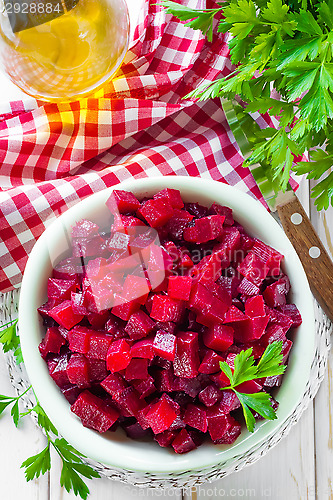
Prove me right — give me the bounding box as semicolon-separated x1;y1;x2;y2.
0;321;100;499
0;320;23;364
162;0;333;210
219;341;286;432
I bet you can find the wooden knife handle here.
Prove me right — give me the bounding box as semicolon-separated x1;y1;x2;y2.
276;196;333;322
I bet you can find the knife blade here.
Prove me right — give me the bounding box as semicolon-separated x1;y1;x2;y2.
221;98;333;322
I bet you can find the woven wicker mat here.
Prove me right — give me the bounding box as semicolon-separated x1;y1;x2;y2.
0;288;331;489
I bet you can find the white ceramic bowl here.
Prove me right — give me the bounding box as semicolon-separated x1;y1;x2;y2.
19;176;315;474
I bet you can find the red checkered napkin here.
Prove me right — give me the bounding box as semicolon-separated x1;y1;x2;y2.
0;0;283;293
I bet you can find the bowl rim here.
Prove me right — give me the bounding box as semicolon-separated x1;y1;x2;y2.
19;176;315;473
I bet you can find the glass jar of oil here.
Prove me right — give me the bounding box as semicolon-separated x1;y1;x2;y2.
0;0;130;101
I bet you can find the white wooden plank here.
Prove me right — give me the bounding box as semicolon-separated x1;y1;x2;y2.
0;355;49;500
49;450;182;500
184;402;315;500
309;179;333;500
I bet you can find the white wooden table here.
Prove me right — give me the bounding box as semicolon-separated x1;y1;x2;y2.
0;6;332;497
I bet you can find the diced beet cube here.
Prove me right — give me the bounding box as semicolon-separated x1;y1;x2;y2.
48;300;84;330
183;226;198;243
138;198;174;228
278;304;302;327
265;307;293;332
199;350;225;374
172;428;197;454
133;376;156;399
106;339;132;373
47;278;77;300
67;354;90;388
105;315;126;339
125;310;155;340
113;386;145;417
71;292;88;316
264;275;290;307
71;390;119;433
101;373;128;396
112;297;140;321
260;324;286;347
52;257;84;281
72;235;106;259
189;283;229;326
173;376;202;397
61;385;82;405
150;295;184;323
183;404;207;433
219;389;241;413
238;252;269;286
112;214;145;234
68;326;93;354
245;295;266;318
224;305;247;323
123;421;151;440
193;215;225;244
237;277;260;297
184;202;209;218
235;380;262;393
153;330;177;361
167;275;192;301
251;238;284;276
145;394;178;433
151;356;172;370
38;298;62;318
125;358;149;381
71;219;99;238
86;332;113;360
39;327;66;358
209;203;234;226
215;414;241;444
87;310;110;329
165;209;194;240
178;247;193;269
86;358;108;382
106;189;141;214
153;188;184;209
282;338;293;363
199;384;222;407
122;275;150;305
48;353;70;388
174;331;200;378
154;321;176;335
207;413;230;442
203;324;234;351
107;232;130;253
155;430;178;447
129;226;158;253
130;337;154;360
232;315;269;342
154;367;175;392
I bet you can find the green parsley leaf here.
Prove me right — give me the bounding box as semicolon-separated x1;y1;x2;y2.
235;391;278;432
230;347;256;387
166;0;333;209
11;400;20;428
21;444;51;481
160;0;221;42
34;404;58;436
60;462;90;500
219;341;286;432
234;392;257;433
255;341;287;378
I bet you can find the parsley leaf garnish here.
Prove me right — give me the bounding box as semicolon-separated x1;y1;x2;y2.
162;0;333;210
219;341;286;432
0;384;100;498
